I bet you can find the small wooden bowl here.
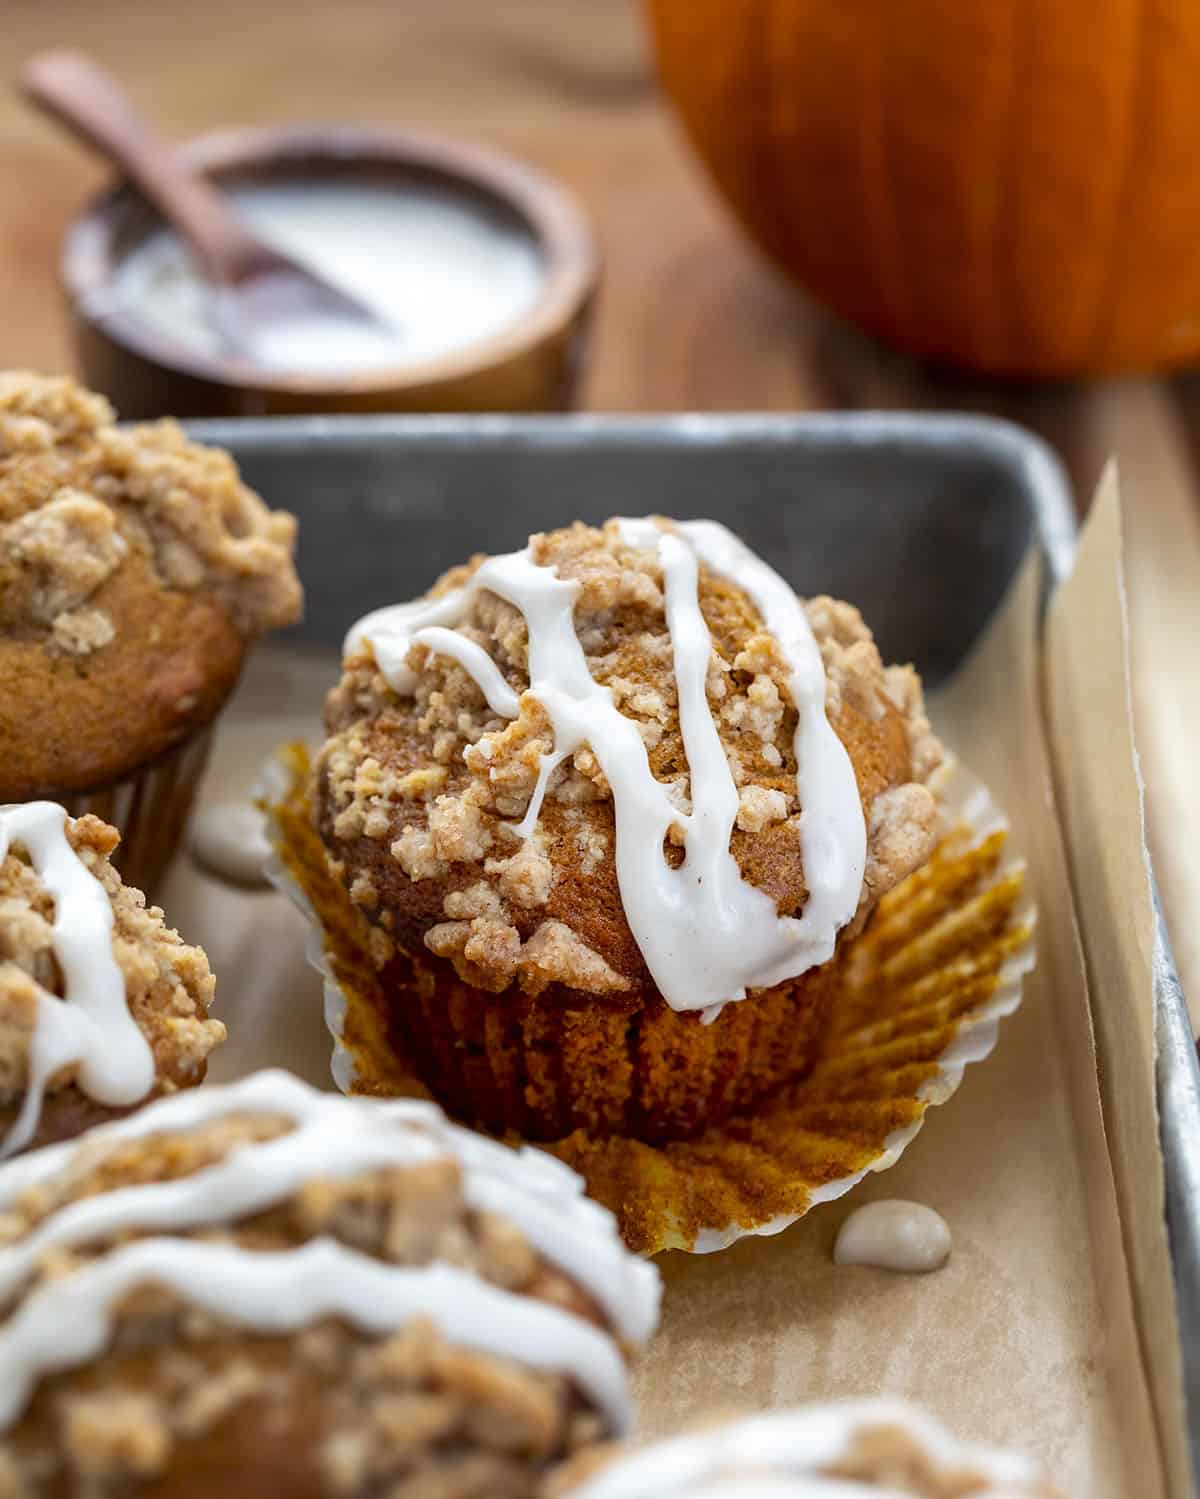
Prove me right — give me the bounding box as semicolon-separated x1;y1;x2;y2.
62;124;599;418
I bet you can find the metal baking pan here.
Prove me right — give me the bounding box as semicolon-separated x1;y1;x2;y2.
187;410;1199;1484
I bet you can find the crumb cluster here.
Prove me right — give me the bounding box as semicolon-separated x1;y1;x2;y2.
0;372;300;652
0;813;224;1107
826;1423;1057;1496
316;520;944;996
0;1113;616;1497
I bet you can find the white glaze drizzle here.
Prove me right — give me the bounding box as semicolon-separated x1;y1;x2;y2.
833;1200;951;1274
347;593;466;693
345;519;866;1015
412;625;520;718
665;1480;910;1499
0;803;154;1159
0;1070;658;1433
677;520;866;972
0;1240;630;1433
566;1401;1048;1499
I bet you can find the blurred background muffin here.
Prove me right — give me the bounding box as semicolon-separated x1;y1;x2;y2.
277;517;943;1146
0;372;301;893
0;1069;660;1498
0;801;224;1158
551;1400;1061;1497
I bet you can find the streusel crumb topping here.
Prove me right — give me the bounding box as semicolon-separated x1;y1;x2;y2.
0;814;224;1103
0;372;301;648
318;521;944;996
0;1116;612;1497
825;1422;1050;1495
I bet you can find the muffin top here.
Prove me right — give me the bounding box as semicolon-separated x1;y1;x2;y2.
0;372;302;795
0;803;224;1156
319;519;943;1014
556;1401;1059;1498
0;1070;659;1496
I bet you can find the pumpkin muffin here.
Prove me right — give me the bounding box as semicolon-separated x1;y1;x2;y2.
0;801;224;1159
551;1401;1061;1497
0;1069;660;1498
0;371;302;892
284;517;943;1146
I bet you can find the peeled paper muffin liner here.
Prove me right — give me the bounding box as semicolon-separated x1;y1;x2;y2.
51;726;215;900
264;746;1034;1256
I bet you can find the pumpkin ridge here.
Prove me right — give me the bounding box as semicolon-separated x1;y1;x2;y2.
989;0;1027;373
649;0;1200;376
858;14;907;342
1087;0;1151;366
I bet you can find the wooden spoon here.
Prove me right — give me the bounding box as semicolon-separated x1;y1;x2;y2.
22;50;397;364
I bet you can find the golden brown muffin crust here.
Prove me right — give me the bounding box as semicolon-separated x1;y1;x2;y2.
2;546;247;797
0;812;224;1126
315;521;943;1001
0;373;302;795
0;1112;619;1498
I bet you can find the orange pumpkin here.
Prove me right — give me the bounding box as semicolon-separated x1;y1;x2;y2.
647;0;1200;377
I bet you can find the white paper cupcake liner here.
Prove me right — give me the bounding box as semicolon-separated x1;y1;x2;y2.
264;752;1034;1256
687;758;1035;1254
256;756;362;1097
55;725;215;900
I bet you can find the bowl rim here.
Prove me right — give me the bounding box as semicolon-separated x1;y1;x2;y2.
61;121;599;395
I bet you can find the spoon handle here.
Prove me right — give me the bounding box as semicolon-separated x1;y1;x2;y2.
22;50;271;286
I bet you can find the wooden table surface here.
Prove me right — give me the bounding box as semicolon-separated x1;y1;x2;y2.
3;0;1198;1022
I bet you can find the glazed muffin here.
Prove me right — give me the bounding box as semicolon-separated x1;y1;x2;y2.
551;1401;1061;1497
0;371;302;891
292;517;942;1145
0;801;224;1159
0;1069;660;1498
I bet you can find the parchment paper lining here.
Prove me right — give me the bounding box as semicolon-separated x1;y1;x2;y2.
262;756;1032;1257
1045;473;1190;1499
156;493;1186;1497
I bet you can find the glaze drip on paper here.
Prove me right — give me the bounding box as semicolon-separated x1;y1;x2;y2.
0;1069;658;1433
346;519;866;1015
190;800;274;887
0;803;155;1159
833;1199;952;1274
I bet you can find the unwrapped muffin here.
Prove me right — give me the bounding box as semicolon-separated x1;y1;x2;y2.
290;518;943;1145
0;1068;660;1497
551;1401;1061;1497
0;801;224;1158
0;372;302;891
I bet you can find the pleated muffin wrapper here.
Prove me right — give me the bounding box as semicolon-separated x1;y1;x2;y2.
46;725;215;901
263;746;1034;1256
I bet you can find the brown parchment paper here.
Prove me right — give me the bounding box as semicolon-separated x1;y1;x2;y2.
1045;471;1190;1499
157;509;1184;1497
